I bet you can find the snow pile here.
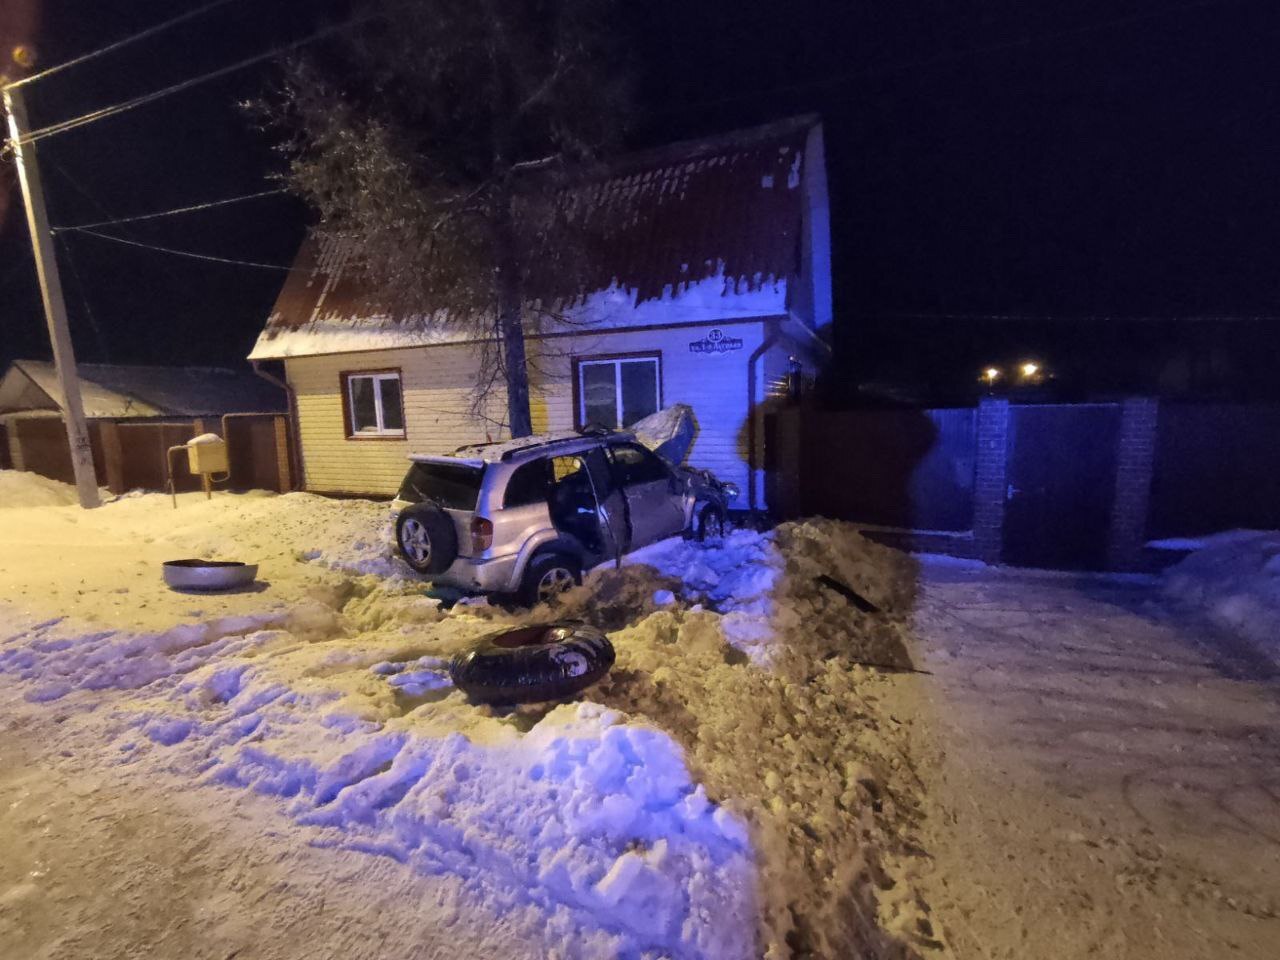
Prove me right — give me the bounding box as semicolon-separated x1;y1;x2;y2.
216;702;756;959
296;503;406;579
605;520;918;671
1163;530;1280;665
5;611;757;959
581;524;927;956
298;517;931;954
0;469;97;508
0;492;935;958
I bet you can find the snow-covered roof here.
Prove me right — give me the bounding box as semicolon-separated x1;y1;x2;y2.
250;115;821;360
0;360;286;419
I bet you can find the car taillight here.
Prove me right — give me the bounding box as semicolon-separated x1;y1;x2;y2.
470;516;493;553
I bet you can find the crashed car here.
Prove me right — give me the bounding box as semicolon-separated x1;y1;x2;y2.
391;425;737;605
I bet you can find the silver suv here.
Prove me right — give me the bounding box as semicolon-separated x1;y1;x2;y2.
391;429;737;605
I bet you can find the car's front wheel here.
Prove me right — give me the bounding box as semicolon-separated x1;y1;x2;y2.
695;506;726;543
519;552;582;607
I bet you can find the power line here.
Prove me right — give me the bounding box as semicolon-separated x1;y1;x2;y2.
52;188;287;233
3;0;244;92
12;11;381;146
56;233;111;362
72;227;291;271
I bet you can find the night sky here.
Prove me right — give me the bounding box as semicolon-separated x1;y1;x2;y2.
3;0;1279;395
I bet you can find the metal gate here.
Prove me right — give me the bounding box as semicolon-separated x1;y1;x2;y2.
1002;404;1121;570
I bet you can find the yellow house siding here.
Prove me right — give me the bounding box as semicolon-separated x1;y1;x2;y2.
286;320;771;503
286;345;503;496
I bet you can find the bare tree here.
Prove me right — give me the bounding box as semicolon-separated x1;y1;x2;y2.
255;0;630;436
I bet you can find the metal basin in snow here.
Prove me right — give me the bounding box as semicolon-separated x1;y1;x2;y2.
162;559;258;592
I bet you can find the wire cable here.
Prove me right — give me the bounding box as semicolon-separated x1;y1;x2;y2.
3;0;244;92
72;227;291;271
13;11;381;146
52;188;287;233
56;233;112;362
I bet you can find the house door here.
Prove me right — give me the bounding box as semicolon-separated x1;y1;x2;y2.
1002;404;1121;570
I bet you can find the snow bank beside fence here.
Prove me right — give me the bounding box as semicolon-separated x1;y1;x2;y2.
1163;530;1280;667
0;469;107;508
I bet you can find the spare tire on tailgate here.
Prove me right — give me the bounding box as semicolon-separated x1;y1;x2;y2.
396;502;459;575
450;622;615;705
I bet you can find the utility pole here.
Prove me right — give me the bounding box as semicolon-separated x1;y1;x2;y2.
4;83;101;508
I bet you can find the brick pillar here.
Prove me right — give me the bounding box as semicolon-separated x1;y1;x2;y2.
1107;397;1159;571
973;397;1010;564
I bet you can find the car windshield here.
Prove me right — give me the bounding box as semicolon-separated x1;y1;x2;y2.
398;461;485;510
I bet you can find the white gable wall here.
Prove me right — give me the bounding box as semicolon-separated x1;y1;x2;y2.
284;320;772;503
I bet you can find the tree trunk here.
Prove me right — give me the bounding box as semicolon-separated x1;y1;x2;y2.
493;189;533;437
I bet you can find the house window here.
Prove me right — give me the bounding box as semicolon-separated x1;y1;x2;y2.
343;370;405;438
576;355;661;429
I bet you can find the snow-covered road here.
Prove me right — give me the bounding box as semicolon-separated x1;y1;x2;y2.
4;472;1276;959
904;564;1280;960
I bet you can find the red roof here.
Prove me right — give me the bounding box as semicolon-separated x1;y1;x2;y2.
256;115;818;350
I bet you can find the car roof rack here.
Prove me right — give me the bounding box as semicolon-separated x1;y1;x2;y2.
497;434;597;461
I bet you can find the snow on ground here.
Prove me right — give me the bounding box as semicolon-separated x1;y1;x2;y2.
905;564;1280;960
0;469;108;508
0;483;935;958
1161;530;1280;668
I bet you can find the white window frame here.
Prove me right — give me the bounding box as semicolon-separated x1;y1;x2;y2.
577;355;661;429
345;371;405;437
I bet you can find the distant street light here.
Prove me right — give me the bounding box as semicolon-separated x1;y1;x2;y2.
980;366;1002;388
1019;361;1041;381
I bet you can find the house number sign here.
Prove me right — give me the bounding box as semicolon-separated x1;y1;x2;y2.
689;328;744;354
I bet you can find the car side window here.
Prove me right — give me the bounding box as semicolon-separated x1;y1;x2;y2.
607;443;670;487
503;459;550;508
549;455;587;484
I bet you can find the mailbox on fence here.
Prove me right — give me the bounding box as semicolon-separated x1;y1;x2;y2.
185;433;228;475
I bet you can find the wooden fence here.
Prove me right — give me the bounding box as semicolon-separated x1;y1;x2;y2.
775;406;977;531
769;397;1280;571
5;414;293;495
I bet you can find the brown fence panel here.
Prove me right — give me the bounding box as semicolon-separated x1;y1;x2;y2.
224;415;290;492
1148;403;1280;538
9;415;293;494
0;424;10;471
117;421;200;492
10;417;107;485
797;407;977;531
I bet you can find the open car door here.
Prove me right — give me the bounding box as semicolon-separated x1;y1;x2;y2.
605;442;686;548
582;447;629;566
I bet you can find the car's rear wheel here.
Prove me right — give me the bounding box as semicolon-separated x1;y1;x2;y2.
395;503;458;575
519;552;582;606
